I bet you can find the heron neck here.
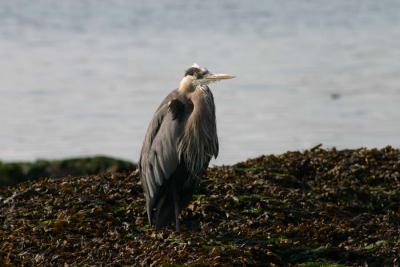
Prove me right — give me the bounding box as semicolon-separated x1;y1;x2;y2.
186;87;215;136
178;87;218;175
178;76;194;93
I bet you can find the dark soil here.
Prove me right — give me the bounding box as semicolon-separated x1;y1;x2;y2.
0;146;399;266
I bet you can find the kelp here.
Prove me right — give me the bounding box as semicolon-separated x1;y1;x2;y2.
0;147;399;266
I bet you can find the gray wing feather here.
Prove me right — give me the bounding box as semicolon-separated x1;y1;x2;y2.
139;96;183;204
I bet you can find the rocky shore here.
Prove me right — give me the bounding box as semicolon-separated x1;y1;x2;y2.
0;147;399;266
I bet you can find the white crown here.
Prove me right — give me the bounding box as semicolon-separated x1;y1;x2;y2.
191;63;201;68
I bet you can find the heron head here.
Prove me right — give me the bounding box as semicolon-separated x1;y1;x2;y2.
179;63;235;92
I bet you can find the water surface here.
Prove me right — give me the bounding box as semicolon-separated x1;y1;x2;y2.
0;0;399;164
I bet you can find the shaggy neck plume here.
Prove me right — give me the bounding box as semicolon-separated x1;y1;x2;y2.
178;86;219;176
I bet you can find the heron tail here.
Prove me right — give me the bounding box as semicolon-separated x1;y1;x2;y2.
150;172;198;229
152;192;175;228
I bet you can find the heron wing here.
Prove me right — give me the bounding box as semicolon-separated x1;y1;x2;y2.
139;93;185;208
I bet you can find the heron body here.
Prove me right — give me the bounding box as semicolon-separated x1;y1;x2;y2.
139;64;234;230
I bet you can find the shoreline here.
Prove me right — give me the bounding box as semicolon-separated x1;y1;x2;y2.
0;156;136;187
0;146;399;265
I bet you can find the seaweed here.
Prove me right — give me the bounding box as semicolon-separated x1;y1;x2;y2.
0;146;399;266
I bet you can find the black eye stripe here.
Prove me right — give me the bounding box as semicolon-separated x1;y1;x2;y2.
185;67;207;78
184;67;197;76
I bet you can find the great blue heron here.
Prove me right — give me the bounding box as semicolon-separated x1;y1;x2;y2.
139;64;234;231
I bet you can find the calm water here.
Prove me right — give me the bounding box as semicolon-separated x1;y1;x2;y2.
0;0;399;164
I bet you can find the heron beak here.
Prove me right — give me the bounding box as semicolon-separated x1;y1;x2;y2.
205;73;236;82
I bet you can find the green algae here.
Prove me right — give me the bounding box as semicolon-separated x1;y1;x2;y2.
0;156;136;186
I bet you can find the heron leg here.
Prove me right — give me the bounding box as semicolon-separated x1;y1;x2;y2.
172;183;180;231
146;202;152;226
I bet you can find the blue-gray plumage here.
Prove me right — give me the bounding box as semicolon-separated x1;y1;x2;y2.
139;64;234;231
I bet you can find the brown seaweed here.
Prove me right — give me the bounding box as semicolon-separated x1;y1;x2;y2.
0;147;399;266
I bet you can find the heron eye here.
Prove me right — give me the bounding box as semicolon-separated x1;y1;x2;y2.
201;70;209;77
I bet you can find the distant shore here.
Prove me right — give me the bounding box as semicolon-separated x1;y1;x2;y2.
0;156;136;187
0;146;399;265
